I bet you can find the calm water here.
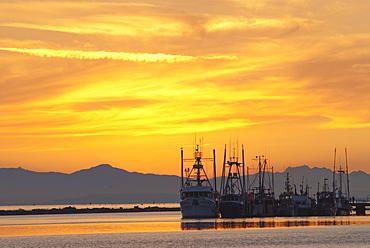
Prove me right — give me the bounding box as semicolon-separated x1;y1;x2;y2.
1;211;370;247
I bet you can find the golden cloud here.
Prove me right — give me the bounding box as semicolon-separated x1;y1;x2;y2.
0;47;236;62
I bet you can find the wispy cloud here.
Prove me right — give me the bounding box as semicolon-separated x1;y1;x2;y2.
0;47;236;62
204;17;295;32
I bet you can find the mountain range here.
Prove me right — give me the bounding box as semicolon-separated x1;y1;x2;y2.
0;164;369;205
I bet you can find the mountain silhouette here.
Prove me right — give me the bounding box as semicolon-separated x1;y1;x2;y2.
0;164;369;205
0;164;180;205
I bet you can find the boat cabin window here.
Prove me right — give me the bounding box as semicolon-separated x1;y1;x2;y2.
222;195;240;201
182;192;212;198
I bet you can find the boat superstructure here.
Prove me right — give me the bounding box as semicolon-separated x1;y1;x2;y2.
218;144;246;218
278;173;297;216
291;178;315;216
180;144;218;218
246;155;277;217
316;178;337;216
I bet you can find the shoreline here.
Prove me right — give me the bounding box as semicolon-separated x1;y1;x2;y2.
0;206;181;216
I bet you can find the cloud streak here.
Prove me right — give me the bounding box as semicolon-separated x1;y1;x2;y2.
0;47;236;62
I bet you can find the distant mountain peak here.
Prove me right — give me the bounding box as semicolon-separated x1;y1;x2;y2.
94;164;113;168
283;165;311;172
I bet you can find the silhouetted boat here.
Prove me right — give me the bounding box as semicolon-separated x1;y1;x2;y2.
245;155;277;217
315;148;352;216
278;173;297;216
219;144;246;218
180;144;218;218
315;178;337;216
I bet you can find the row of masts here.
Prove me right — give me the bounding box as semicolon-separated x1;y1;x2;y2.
181;143;274;199
332;147;351;201
180;142;351;217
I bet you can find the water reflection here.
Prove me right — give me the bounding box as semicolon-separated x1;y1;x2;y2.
181;219;370;230
2;212;370;237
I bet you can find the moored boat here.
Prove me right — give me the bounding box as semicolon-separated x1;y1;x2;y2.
180;144;218;218
315;148;352;216
315;178;337;216
219;144;246;218
245;155;277;217
291;179;316;216
278;173;297;216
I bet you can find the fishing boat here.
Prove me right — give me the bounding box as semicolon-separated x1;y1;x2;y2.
315;148;351;216
278;173;297;216
179;144;218;218
245;155;277;217
315;178;337;216
291;181;315;216
218;144;246;218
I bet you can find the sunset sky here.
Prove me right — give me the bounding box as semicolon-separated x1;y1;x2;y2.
1;0;370;175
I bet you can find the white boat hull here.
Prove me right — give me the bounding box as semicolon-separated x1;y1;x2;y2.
180;197;218;218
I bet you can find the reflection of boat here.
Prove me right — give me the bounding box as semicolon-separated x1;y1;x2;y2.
180;219;358;231
181;221;217;230
246;155;277;217
278;173;297;216
219;144;246;218
180;144;218;218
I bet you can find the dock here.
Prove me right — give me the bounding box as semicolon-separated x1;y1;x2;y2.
351;200;370;215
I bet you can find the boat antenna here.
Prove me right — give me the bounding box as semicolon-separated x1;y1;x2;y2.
229;138;231;161
236;138;239;163
193;132;196;153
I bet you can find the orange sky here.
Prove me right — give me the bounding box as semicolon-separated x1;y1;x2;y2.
1;0;370;175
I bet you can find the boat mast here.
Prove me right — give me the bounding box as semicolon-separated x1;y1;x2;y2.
345;147;350;201
247;166;249;193
262;156;266;197
272;164;274;197
258;156;262;197
213;149;217;192
332;148;336;194
181;148;184;187
338;164;344;198
194;144;202;186
220;142;244;195
242;145;246;193
220;145;227;193
255;155;266;198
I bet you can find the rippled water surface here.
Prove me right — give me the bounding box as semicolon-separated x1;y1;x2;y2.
1;212;370;247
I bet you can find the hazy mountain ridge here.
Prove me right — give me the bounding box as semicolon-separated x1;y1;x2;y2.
0;164;180;205
0;164;369;205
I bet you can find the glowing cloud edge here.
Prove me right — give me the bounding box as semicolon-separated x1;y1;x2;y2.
0;48;236;63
